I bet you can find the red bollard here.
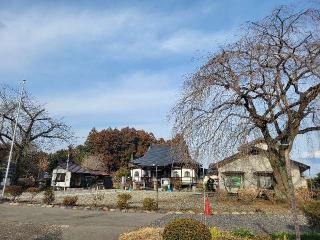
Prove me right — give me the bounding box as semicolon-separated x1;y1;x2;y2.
204;195;212;216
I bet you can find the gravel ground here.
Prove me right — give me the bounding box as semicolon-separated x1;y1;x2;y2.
150;213;311;235
0;221;63;240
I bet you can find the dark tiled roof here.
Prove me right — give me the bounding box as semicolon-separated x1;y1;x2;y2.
57;162;109;176
131;144;198;167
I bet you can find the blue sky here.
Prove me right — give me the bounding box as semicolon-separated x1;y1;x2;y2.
0;0;319;174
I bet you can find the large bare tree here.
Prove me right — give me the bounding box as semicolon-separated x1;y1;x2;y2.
173;7;320;239
0;85;72;182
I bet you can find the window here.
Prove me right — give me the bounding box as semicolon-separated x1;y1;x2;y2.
225;175;242;188
257;175;273;189
184;171;191;177
56;173;66;182
134;171;140;178
172;170;179;177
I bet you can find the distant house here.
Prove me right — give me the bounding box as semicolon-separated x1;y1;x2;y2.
208;139;310;193
129;144;203;189
51;162;112;189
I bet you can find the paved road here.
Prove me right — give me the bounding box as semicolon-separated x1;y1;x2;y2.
0;204;164;240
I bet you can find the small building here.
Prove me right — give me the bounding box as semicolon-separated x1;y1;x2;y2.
0;162;16;187
51;162;112;189
130;144;203;189
208;139;310;193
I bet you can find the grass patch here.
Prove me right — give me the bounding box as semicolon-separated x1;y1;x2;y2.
119;227;163;240
271;232;320;240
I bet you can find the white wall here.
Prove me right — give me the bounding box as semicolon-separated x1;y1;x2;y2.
51;168;71;188
171;168;196;184
216;154;308;190
131;168;145;182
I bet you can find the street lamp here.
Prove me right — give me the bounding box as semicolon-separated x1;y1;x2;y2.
1;80;26;198
153;163;158;209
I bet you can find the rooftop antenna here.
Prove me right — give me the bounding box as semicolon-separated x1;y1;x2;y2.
1;80;26;198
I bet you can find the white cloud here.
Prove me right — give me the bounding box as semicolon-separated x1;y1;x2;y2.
301;150;320;158
160;29;234;54
0;8;135;72
0;6;235;73
40;70;178;116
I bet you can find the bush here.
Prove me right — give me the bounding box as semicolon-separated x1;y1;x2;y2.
232;228;255;239
196;180;204;190
5;185;23;202
303;201;320;231
43;188;55;205
119;227;163;240
162;218;211;240
113;176;121;189
216;189;229;202
117;193;132;209
171;179;182;190
264;190;277;204
210;228;224;239
17;177;35;189
143;197;158;211
26;187;40;202
115;167;130;178
296;188;314;206
237;189;258;203
91;192;105;207
63;196;78;206
311;190;320;200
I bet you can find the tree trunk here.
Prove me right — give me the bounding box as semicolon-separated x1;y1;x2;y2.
268;152;290;198
284;148;301;240
12;147;24;184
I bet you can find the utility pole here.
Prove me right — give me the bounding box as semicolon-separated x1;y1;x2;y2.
1;80;26;198
156;164;158;209
64;148;70;192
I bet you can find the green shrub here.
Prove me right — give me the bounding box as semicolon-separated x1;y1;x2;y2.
63;196;78;206
232;228;255;238
303;201;320;231
210;228;224;238
117;193;132;209
5;185;23;202
26;187;40;202
143;197;158;211
271;232;320;240
162;218;211;240
43;188;55;204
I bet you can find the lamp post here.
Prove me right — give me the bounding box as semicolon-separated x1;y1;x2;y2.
1;80;26;198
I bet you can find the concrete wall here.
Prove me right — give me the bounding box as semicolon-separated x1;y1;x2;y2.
216;154;308;191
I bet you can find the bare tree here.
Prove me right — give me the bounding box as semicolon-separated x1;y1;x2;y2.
0;85;72;182
81;154;107;171
173;7;320;239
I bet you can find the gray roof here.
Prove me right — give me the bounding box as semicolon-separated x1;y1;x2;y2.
131;144;198;167
57;162;109;176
